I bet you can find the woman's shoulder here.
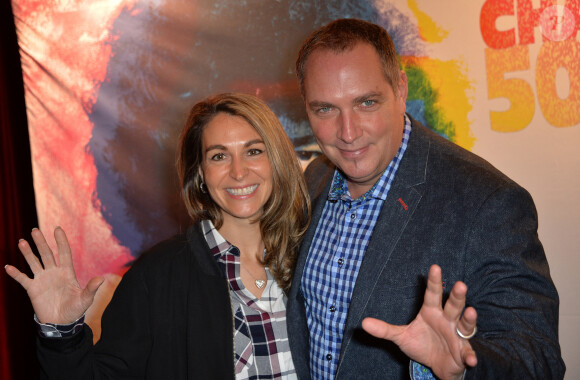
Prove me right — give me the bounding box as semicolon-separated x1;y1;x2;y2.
130;224;210;271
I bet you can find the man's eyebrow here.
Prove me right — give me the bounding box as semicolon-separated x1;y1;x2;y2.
307;100;334;109
353;91;384;104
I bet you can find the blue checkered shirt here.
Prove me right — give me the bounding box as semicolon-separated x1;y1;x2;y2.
302;116;412;379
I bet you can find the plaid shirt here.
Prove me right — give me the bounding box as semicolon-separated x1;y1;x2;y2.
201;220;296;380
302;116;412;379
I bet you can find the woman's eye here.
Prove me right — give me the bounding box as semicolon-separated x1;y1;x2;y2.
211;153;226;161
248;148;263;156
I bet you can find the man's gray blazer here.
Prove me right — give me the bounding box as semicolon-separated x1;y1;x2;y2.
287;117;565;379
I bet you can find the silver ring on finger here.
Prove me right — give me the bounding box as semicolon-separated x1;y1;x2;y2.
456;325;477;339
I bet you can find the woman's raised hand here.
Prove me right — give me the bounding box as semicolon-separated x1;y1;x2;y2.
4;227;103;325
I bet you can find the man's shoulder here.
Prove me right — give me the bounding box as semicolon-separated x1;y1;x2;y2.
304;155;335;198
409;119;516;188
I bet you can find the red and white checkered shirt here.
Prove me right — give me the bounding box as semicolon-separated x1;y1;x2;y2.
201;220;296;379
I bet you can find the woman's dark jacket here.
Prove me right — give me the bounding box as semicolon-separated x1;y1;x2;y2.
37;224;236;379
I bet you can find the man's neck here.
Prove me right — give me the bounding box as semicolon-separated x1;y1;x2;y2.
346;181;374;200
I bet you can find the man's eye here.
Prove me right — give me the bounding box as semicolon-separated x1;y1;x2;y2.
211;153;226;161
316;106;332;114
296;150;320;161
361;99;376;107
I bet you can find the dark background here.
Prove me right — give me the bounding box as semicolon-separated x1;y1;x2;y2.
1;0;40;377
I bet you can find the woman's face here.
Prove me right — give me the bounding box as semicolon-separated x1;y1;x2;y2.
200;113;273;224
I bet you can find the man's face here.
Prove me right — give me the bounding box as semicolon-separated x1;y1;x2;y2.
303;42;408;198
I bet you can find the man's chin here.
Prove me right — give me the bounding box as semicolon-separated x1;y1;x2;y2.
337;162;375;181
341;168;382;192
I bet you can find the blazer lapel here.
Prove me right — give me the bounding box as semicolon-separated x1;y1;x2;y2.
337;121;431;366
295;176;333;281
287;160;333;379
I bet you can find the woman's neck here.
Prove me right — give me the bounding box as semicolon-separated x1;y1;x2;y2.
218;217;263;263
218;216;267;298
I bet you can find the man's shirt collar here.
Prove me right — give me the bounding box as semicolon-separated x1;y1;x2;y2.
327;114;412;203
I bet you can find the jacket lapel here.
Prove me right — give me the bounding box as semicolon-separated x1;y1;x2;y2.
337;121;431;366
294;169;333;283
287;162;333;379
185;225;235;379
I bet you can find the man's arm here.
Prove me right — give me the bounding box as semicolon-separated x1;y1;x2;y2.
461;184;564;378
364;183;564;379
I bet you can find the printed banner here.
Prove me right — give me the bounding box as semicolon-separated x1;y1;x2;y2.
12;0;579;370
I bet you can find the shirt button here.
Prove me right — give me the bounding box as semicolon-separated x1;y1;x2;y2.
326;354;332;361
330;305;336;312
350;213;356;220
337;258;344;266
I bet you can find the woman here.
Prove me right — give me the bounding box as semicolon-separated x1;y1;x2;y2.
5;93;311;379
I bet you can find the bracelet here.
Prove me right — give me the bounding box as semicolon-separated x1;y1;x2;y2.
34;314;85;338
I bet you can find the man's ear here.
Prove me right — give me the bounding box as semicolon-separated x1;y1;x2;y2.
397;70;408;114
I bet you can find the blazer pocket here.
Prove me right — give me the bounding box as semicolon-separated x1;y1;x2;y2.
366;285;424;325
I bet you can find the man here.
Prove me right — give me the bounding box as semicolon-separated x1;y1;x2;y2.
287;18;565;379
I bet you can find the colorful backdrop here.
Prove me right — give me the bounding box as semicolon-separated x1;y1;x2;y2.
11;0;580;377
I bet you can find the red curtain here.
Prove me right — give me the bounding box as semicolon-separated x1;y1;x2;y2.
1;1;40;378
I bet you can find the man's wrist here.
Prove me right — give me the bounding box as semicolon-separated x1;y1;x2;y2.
409;361;467;380
410;361;436;380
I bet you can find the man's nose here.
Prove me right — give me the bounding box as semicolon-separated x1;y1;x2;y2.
338;112;361;143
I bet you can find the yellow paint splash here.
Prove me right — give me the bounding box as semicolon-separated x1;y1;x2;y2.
408;0;449;43
403;56;475;150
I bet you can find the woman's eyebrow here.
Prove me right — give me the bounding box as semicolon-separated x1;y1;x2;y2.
204;139;264;153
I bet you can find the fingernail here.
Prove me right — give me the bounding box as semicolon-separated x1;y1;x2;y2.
32;227;38;232
55;226;61;229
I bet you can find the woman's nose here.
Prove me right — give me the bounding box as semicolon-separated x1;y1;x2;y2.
229;156;248;180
